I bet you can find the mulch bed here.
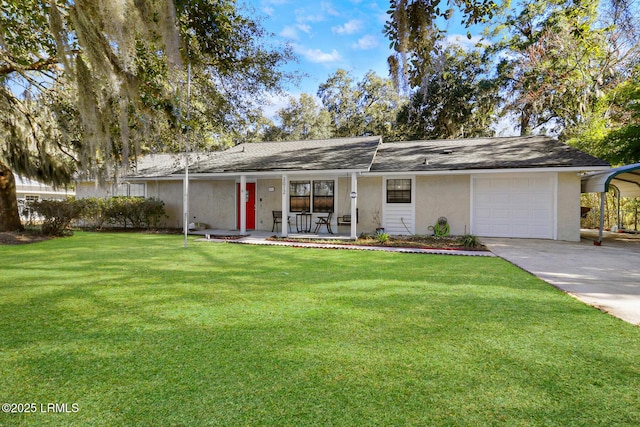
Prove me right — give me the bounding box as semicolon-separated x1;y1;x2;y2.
268;235;488;251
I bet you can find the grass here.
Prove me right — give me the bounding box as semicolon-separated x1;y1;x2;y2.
0;232;639;426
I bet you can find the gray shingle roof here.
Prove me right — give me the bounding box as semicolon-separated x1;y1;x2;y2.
128;153;185;178
125;135;608;178
370;136;609;172
188;136;382;173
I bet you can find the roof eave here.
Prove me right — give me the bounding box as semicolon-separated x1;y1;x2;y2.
368;165;611;176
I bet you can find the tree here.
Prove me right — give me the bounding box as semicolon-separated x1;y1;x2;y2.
569;64;640;164
396;46;500;139
317;69;406;138
264;94;333;141
358;71;409;139
0;0;293;231
317;69;362;136
384;0;499;91
487;0;625;136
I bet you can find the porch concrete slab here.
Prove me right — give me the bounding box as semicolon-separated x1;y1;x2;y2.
483;233;640;325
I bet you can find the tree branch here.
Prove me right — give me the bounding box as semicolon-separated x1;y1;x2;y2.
0;55;61;77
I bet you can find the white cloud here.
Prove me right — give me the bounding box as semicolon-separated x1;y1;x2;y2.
332;19;363;35
280;25;299;40
321;2;340;16
297;23;311;34
295;9;325;23
262;6;274;16
262;92;296;120
352;34;379;50
295;46;342;63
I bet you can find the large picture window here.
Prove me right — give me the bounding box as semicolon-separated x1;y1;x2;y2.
290;181;311;212
387;179;411;203
313;180;334;213
289;180;335;212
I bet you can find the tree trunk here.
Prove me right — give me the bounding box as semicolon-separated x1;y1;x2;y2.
519;107;532;136
0;162;24;232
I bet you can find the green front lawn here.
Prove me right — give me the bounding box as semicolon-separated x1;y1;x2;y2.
1;232;638;426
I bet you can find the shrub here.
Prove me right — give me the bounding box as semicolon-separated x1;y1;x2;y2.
33;197;168;232
102;197;131;228
458;234;479;248
376;232;390;244
101;197;167;229
75;197;108;230
141;198;166;229
29;198;83;236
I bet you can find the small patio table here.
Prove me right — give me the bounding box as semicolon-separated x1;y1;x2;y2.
296;212;312;233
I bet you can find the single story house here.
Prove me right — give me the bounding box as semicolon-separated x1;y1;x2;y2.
16;175;75;202
16;175;75;222
75;135;610;241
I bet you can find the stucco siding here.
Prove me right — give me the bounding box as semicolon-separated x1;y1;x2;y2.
256;179;282;231
556;172;581;241
415;175;471;236
75;182;110;199
148;181;183;228
353;176;383;234
187;180;236;230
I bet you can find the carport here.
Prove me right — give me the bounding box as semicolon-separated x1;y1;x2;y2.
581;163;640;245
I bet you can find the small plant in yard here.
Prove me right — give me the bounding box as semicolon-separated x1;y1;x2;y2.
376;232;390;243
458;234;479;248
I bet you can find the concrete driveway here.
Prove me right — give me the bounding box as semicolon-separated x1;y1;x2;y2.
482;230;640;325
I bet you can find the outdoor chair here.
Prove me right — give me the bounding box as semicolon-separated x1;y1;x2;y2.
272;210;291;232
337;208;358;227
314;212;333;234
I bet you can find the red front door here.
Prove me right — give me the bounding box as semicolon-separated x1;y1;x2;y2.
237;182;256;230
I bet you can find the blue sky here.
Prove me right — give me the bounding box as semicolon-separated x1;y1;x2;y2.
242;0;484;108
243;0;393;95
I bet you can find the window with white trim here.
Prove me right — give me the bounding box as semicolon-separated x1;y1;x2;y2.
289;180;335;213
313;180;334;213
113;182;146;197
290;181;311;212
386;179;411;203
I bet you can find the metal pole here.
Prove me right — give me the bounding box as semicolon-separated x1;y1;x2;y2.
281;175;289;237
350;172;357;240
183;63;191;248
616;187;621;231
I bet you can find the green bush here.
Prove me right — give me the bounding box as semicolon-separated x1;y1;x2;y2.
141;198;166;229
376;232;390;243
29;198;83;236
458;234;479;248
30;197;167;232
75;197;108;230
102;197;131;228
101;197;167;229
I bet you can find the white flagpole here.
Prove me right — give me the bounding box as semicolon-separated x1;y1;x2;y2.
183;63;191;248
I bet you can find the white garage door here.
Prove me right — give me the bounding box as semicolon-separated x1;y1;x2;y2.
472;175;555;239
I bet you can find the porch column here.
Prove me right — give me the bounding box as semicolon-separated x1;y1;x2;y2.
281;175;289;237
240;175;247;236
350;172;357;239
